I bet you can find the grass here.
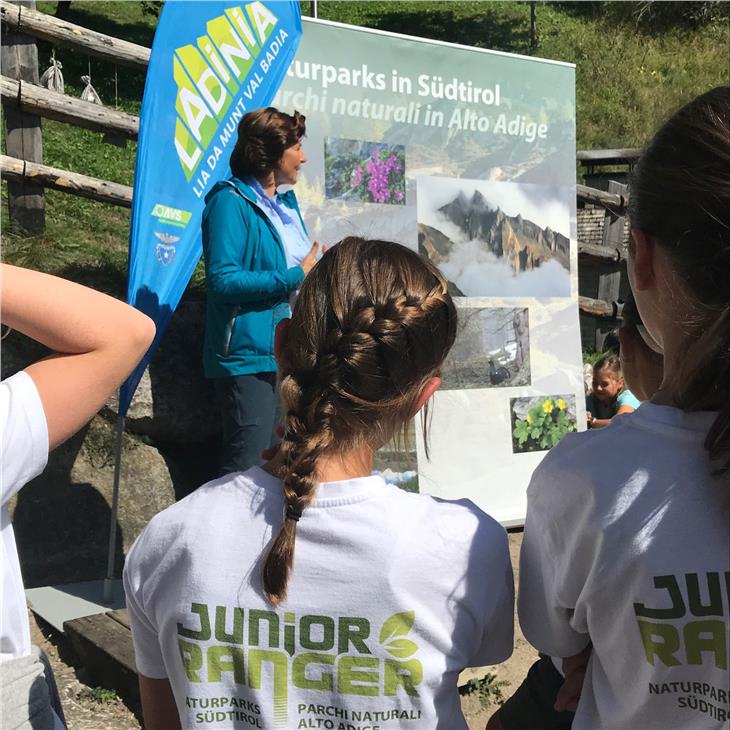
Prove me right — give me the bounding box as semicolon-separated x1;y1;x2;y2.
313;1;728;149
2;1;728;292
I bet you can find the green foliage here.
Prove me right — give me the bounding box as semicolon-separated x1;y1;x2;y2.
459;673;508;708
314;1;728;150
512;397;576;453
606;1;729;31
582;349;606;367
87;686;119;703
398;476;419;494
3;2;728;297
141;1;163;19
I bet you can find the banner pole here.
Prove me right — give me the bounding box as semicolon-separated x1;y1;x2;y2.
103;412;125;604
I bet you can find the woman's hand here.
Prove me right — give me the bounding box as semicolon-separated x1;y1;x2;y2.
300;241;327;275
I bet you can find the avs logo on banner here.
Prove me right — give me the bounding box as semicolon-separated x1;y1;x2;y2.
119;0;302;415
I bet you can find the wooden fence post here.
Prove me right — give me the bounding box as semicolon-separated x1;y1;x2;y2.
1;0;44;234
594;180;629;350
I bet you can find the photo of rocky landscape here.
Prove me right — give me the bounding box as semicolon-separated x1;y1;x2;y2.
442;307;530;390
417;176;573;297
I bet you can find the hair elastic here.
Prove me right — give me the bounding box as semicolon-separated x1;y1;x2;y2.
285;504;302;522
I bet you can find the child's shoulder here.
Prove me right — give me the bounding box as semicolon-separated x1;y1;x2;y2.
132;472;260;548
394;488;507;550
531;426;626;494
616;388;641;409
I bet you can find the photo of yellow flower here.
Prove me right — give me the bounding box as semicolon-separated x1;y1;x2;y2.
511;394;577;454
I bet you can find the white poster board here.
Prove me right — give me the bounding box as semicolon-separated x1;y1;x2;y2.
276;18;585;525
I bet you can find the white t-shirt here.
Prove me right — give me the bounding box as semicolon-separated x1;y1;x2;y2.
124;466;514;729
1;371;49;660
519;404;730;729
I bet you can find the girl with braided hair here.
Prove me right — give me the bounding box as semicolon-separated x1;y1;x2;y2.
509;87;730;730
125;238;514;730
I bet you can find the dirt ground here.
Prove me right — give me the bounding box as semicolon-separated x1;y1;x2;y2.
29;612;141;730
30;532;534;730
462;530;537;729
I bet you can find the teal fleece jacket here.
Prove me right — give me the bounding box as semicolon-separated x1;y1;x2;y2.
201;177;306;378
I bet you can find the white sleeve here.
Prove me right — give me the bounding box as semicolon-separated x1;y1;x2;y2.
1;372;49;506
122;535;168;679
469;526;514;667
517;459;592;658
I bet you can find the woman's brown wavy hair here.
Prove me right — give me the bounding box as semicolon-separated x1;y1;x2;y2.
229;106;305;179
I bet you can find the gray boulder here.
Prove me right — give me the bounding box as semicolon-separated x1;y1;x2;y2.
10;417;175;586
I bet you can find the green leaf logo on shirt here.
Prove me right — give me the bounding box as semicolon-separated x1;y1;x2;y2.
379;611;418;659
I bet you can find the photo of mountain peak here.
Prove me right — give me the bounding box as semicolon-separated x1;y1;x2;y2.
417;177;573;297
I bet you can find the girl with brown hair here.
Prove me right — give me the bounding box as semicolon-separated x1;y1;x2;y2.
513;86;729;730
585;353;641;429
125;238;514;729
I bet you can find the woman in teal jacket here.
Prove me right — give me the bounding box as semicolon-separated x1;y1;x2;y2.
202;107;319;474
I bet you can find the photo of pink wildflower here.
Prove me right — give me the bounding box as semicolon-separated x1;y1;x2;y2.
325;137;406;206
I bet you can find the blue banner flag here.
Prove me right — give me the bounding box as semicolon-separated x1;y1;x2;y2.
119;0;302;415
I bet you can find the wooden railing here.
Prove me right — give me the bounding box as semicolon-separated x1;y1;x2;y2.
0;75;139;138
0;0;149;67
1;0;630;321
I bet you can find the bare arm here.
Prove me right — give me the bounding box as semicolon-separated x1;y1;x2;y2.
555;644;593;712
590;404;635;429
1;264;155;449
138;675;181;730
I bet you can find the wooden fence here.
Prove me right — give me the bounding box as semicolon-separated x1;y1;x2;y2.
0;0;635;339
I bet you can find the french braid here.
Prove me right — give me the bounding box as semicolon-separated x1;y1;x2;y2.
262;238;457;604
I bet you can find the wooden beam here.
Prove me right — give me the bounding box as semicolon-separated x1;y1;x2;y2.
577;148;641;165
597;180;628;317
0;0;150;68
578;241;624;262
1;75;139;138
107;608;130;630
579;295;622;320
64;613;140;709
576;183;628;210
1;154;132;207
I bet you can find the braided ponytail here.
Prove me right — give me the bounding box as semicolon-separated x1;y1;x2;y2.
262;238;457;604
263;374;335;604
